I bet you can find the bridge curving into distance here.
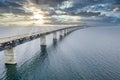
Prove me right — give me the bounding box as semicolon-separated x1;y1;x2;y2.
0;26;84;65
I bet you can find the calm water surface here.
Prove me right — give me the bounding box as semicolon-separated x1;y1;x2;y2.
0;26;120;80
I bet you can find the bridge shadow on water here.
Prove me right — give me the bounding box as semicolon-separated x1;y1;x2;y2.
3;31;82;80
4;36;63;80
5;65;20;80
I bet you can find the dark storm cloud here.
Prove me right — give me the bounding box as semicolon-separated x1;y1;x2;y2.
70;11;101;17
31;0;67;7
57;0;120;24
114;0;120;4
0;0;120;25
63;0;119;12
82;15;120;24
0;0;29;15
0;0;67;15
0;0;119;15
0;0;22;7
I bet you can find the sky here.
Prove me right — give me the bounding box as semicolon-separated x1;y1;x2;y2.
0;0;120;26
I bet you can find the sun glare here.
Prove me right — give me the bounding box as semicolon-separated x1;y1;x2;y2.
32;12;44;24
24;2;45;25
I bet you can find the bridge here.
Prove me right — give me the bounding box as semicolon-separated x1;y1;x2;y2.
0;26;83;65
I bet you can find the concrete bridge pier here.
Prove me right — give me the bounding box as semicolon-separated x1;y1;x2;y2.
70;28;73;32
40;35;46;52
5;48;17;65
53;32;57;44
65;29;68;35
60;30;64;39
66;29;68;34
71;28;74;32
70;28;74;33
64;29;67;36
67;29;71;34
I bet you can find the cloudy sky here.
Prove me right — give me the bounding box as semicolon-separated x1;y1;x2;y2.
0;0;120;26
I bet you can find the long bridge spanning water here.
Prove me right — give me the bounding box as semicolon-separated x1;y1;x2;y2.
0;26;84;65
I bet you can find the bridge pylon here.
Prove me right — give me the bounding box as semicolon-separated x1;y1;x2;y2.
5;48;17;65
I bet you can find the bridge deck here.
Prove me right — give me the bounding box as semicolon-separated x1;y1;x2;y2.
0;26;78;44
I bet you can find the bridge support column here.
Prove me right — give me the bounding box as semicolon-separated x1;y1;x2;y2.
5;48;17;65
60;30;64;39
67;29;70;34
70;28;72;32
72;28;75;31
66;29;69;35
53;32;57;43
40;35;46;52
64;29;67;36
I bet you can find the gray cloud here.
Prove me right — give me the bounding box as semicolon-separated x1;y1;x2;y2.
0;0;30;15
31;0;67;7
114;0;120;4
69;11;101;17
0;0;120;25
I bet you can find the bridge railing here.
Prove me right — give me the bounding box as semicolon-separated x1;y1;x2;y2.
0;26;84;65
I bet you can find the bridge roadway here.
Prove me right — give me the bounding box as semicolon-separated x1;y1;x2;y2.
0;26;83;64
0;26;81;51
0;26;70;43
